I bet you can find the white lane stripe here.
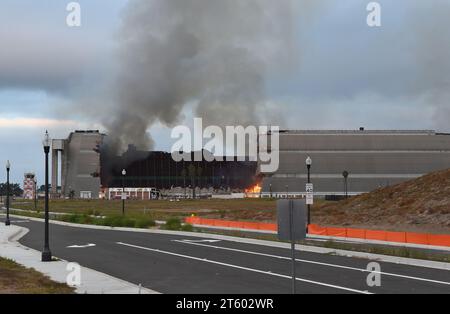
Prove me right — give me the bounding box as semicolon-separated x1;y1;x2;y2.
117;241;372;294
174;240;450;287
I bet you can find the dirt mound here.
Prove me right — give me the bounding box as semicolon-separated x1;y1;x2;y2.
313;168;450;234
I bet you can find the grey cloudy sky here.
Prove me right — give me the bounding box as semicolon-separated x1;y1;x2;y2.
0;0;449;183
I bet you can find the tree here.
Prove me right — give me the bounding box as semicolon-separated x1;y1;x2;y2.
0;183;24;197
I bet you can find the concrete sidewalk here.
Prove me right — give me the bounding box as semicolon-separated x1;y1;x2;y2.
0;223;159;294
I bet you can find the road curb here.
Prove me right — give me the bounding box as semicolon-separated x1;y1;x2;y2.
5;213;449;271
0;222;159;294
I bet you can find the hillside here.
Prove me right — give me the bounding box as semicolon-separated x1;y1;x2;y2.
313;168;450;233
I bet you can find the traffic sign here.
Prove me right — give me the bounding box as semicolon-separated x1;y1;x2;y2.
306;194;314;205
277;199;308;294
306;183;314;205
277;199;307;241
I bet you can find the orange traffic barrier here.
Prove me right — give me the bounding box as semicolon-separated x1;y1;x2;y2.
385;231;407;243
228;221;245;229
406;232;429;245
184;217;450;247
258;222;277;231
428;234;450;247
346;228;366;239
326;227;347;237
242;222;260;230
308;224;327;235
365;230;387;242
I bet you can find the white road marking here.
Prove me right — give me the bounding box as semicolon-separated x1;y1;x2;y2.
174;240;450;287
174;239;222;243
67;243;96;249
117;241;372;294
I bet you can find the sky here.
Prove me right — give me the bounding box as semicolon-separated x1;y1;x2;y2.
1;0;449;184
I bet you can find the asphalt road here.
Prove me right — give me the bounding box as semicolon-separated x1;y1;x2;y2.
2;217;450;294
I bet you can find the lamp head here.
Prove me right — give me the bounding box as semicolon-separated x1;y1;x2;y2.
6;160;10;171
306;156;312;166
122;169;127;176
43;130;50;148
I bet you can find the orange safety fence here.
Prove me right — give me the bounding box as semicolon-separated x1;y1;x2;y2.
185;217;450;247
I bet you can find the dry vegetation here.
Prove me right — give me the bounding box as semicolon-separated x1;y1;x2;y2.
11;169;450;234
313;168;450;233
0;258;74;294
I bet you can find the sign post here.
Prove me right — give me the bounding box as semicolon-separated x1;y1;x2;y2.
277;200;307;294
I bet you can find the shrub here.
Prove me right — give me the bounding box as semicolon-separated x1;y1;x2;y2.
102;216;136;227
162;218;193;232
134;217;156;229
163;218;182;230
181;223;194;232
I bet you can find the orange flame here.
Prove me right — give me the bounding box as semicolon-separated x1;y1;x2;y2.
245;183;262;194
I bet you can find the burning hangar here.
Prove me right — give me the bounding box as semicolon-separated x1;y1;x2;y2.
51;129;450;199
51;130;258;199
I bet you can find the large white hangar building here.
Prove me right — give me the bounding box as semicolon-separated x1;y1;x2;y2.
260;129;450;197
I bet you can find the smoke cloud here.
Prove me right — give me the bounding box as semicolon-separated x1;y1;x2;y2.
409;1;450;131
101;0;302;152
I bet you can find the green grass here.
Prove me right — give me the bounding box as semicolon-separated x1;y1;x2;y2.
162;218;194;231
10;210;156;230
58;213;156;229
10;198;278;222
0;257;74;294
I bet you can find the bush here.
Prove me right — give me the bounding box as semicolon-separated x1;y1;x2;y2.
134;217;156;229
61;214;84;224
57;213;155;229
181;223;194;232
60;214;97;225
162;218;193;232
102;216;133;227
163;218;182;230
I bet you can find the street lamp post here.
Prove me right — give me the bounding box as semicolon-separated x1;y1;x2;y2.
5;160;11;226
122;169;126;215
42;131;52;262
306;156;312;226
342;171;349;199
285;185;289;198
34;178;37;212
269;183;272;198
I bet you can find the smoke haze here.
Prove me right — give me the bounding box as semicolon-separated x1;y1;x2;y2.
102;0;303;152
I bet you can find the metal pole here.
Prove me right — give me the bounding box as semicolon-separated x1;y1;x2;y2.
34;179;37;211
345;177;348;199
289;200;296;294
42;146;52;262
5;166;10;226
122;176;125;215
307;165;311;225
